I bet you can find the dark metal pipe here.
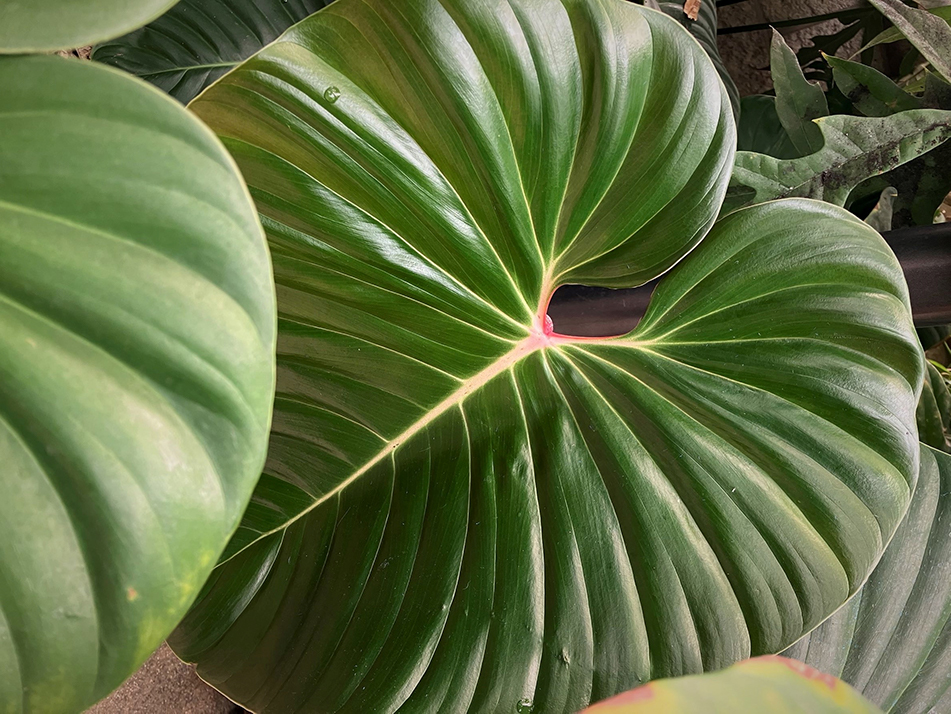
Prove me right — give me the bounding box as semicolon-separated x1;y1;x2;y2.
883;222;951;327
547;222;951;337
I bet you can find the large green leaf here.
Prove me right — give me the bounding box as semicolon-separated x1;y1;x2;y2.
582;657;883;713
867;0;951;83
0;55;275;712
784;446;951;713
771;29;829;156
167;0;922;710
724;110;951;213
0;0;181;54
657;1;739;118
92;0;332;105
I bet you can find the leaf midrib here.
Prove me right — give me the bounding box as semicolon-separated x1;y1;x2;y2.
223;330;640;563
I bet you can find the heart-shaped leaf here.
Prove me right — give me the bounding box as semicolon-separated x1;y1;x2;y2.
724;110;951;213
0;0;181;54
784;445;951;713
168;1;923;710
582;656;883;713
0;55;275;712
92;0;332;104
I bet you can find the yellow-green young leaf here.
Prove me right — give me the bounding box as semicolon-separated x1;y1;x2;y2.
0;0;181;54
169;0;922;711
784;446;951;713
0;55;275;713
582;657;883;713
92;0;333;104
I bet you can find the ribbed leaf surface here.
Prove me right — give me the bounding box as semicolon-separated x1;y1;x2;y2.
168;1;923;711
784;446;951;713
0;56;275;713
0;0;180;54
93;0;331;104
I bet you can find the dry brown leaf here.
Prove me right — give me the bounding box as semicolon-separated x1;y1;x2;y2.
684;0;700;20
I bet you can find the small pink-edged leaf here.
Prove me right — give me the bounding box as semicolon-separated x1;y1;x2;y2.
582;656;883;713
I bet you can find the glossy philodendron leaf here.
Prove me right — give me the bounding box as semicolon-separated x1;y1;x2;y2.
658;0;739;117
92;0;332;105
0;0;181;54
784;446;951;713
867;0;951;83
0;55;275;713
736;95;798;159
582;657;883;713
168;0;922;711
724;110;951;213
771;29;829;156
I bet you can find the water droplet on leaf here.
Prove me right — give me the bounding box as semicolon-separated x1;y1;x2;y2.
516;698;533;713
324;86;341;103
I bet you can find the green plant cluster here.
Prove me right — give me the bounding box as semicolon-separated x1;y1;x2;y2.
2;0;951;712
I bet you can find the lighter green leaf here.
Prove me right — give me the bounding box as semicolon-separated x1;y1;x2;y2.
166;1;922;711
855;7;951;55
882;73;951;227
724;110;951;212
92;0;332;104
582;657;883;713
0;55;275;713
865;186;898;232
784;446;951;713
0;0;181;54
771;29;829;155
827;55;922;118
867;0;951;82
